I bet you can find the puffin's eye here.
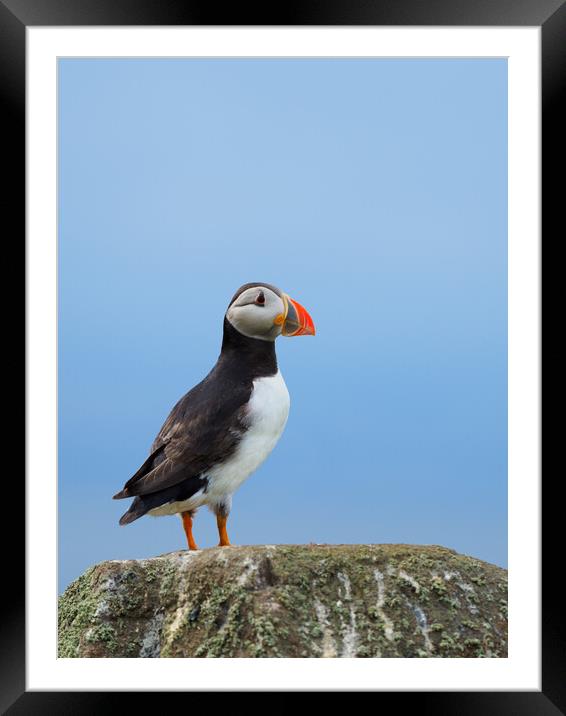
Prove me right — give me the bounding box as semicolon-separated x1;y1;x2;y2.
255;291;265;305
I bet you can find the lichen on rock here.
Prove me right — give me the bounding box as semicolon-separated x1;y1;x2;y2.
58;544;507;658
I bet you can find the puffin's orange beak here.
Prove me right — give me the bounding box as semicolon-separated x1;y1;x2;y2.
278;294;316;336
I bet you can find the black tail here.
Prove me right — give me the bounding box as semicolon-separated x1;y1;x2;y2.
117;476;208;526
119;497;149;526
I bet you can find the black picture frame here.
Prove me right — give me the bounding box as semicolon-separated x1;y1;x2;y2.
8;0;556;710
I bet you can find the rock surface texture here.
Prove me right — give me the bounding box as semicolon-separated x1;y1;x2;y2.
58;544;507;658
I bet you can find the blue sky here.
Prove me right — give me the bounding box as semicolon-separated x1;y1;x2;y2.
58;58;507;593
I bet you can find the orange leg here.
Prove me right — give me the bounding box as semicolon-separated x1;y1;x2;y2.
216;514;231;547
181;511;198;550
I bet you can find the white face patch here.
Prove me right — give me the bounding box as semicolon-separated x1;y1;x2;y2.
226;286;285;341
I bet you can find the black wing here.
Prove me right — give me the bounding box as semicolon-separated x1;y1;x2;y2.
113;364;253;501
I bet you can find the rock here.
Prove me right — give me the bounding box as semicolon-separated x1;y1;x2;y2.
58;544;507;658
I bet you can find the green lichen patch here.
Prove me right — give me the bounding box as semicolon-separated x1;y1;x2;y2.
58;566;99;657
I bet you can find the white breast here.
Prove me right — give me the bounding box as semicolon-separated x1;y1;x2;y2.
206;370;290;500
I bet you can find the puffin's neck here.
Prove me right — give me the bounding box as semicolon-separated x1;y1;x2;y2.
219;318;278;379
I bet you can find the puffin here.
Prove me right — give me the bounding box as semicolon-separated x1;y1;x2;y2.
113;283;315;550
